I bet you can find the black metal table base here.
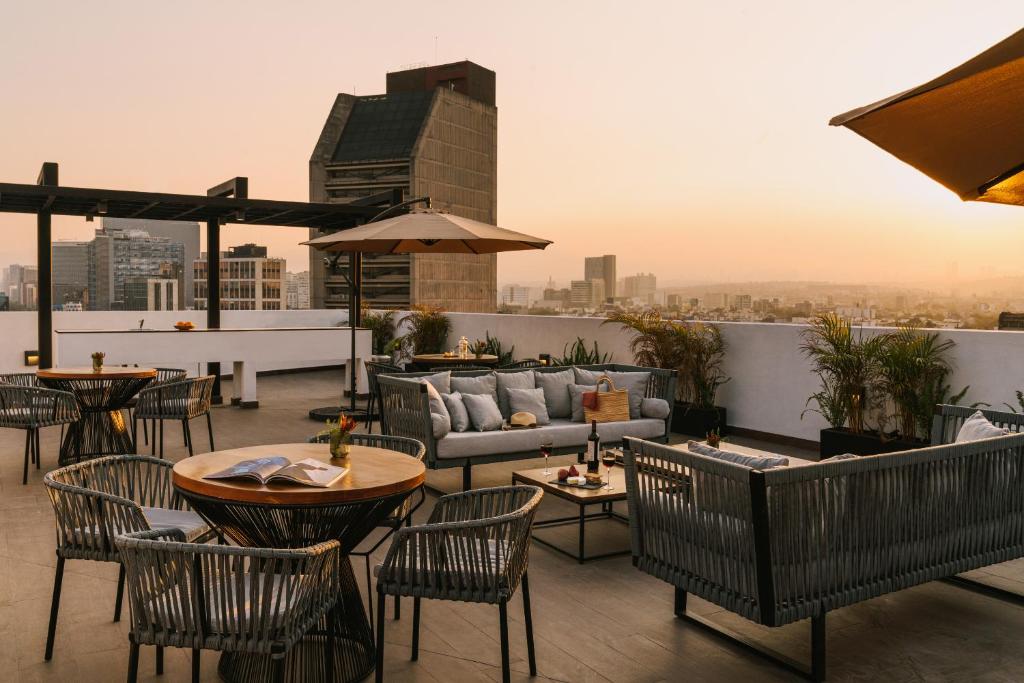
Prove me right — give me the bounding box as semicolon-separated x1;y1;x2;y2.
59;410;134;465
530;499;630;564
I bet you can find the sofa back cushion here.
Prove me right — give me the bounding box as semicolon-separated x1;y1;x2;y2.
507;387;551;425
420;370;451;395
574;368;650;419
451;373;498;401
956;410;1010;442
495;370;535;420
442;392;471;432
687;440;789;470
568;384;597;422
462;393;504;432
535;369;575;419
640;397;670;419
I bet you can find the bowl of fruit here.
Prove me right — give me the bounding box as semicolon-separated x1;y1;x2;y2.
174;321;195;331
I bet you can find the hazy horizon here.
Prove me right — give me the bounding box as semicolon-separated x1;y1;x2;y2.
2;1;1024;287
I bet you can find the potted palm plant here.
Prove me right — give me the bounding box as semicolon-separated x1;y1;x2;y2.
389;305;451;366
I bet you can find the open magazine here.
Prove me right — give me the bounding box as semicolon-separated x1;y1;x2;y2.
204;456;348;488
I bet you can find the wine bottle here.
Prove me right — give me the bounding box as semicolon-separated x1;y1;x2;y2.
587;420;600;473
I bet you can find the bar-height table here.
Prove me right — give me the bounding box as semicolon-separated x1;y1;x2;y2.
37;366;155;465
173;442;425;682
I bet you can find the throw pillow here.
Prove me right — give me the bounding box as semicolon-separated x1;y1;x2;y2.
687;440;789;470
955;410;1010;442
430;413;450;440
574;368;651;419
418;380;450;438
507;387;551;425
420;370;451;395
819;453;858;462
568;383;603;422
462;393;504;432
534;369;575;419
495;370;536;420
640;397;671;419
451;373;498;401
442;392;470;432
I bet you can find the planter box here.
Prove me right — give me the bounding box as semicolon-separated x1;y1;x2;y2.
819;428;926;458
672;403;727;438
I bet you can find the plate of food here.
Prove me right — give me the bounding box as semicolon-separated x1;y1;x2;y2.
174;321;195;331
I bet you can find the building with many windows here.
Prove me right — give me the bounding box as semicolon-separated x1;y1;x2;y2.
584;255;616;301
2;264;38;309
570;279;605;308
52;240;90;307
194;244;285;310
101;218;200;307
88;227;184;311
309;60;498;312
623;273;657;303
286;271;311;310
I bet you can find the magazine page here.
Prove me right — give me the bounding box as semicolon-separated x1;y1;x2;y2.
204;456;291;483
267;458;348;488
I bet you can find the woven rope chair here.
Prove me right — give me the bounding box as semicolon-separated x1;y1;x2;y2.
429;364;489;372
0;371;40;386
0;381;79;484
364;361;403;433
500;359;543;369
42;454;218;663
308;432;426;628
132;375;215;457
125;367;187;446
116;529;341;683
375;485;544;683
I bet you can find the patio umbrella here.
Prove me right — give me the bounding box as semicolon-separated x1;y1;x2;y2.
830;28;1024;205
302;209;552;418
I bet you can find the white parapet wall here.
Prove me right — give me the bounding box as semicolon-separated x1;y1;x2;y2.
5;309;1024;443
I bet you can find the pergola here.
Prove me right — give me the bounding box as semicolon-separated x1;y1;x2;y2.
0;162;396;388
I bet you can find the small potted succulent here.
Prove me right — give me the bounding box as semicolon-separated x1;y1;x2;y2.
474;339;486;359
319;414;357;460
91;351;105;373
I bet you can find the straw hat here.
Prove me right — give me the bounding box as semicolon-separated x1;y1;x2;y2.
509;412;537;429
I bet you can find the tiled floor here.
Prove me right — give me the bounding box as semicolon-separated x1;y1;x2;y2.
3;370;1024;681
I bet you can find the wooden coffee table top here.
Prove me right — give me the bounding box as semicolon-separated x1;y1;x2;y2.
173;442;425;506
413;353;499;365
38;366;157;380
514;464;627;503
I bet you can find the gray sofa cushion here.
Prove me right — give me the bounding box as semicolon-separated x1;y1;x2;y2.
437;418;666;459
462;393;503;432
495;370;535;420
687;440;789;469
451;373;498;400
574;369;650;419
569;383;612;422
421;381;451;438
507;387;550;425
442;392;470;432
431;413;451;440
420;370;451;395
641;397;670;419
956;410;1009;442
534;369;574;419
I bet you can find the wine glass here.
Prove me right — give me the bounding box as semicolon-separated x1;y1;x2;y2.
601;450;618;489
541;441;553;475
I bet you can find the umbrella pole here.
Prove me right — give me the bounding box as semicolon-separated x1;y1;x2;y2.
349;250;362;414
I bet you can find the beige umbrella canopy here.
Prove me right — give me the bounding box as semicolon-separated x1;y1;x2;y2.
830;28;1024;206
303;210;552;254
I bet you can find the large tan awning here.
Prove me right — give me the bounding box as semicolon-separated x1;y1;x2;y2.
830;28;1024;205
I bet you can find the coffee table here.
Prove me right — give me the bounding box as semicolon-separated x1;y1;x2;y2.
512;463;629;564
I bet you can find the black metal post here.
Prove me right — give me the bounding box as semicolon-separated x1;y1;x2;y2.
37;162;58;369
206;218;222;403
349;250;362;412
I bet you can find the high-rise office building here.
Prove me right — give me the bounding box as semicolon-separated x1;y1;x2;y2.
309;60;498;312
52;240;90;307
623;273;657;302
3;264;38;309
88;227;185;310
102;218;200;307
194;244;285;310
570;279;605;308
500;284;530;307
584;255;616;300
734;294;752;310
286;271;311;310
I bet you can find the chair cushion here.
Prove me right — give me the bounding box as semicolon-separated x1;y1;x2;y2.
462;393;503;432
507;387;550;426
442;392;471;432
451;373;498;401
955;410;1010;442
436;418;666;459
495;370;536;420
574;369;650;419
140;507;211;542
640;397;670;419
534;369;575;419
686;441;789;470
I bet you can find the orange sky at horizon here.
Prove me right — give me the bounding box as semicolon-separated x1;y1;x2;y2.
2;1;1024;288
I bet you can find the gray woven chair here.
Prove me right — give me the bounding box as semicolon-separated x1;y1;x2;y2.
0;380;79;484
308;431;426;628
500;359;543;369
42;454;218;662
125;367;187;446
375;485;544;683
364;361;403;433
429;364;489;371
116;528;341;683
132;375;215;457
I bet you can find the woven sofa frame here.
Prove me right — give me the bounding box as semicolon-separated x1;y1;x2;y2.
623;432;1024;681
378;364;676;491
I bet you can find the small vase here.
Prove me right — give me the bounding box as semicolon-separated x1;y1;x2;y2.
329;432;351;459
92;358;103;373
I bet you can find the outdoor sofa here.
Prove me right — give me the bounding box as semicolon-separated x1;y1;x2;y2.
622;406;1024;681
378;364;676;490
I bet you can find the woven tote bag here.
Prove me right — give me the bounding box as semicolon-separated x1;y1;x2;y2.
583;376;630;423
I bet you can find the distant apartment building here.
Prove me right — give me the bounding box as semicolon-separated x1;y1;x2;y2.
623;273;657;302
102;218;200;307
704;292;729;310
125;278;179;311
666;294;682;308
194;244;285;310
88;226;184;311
734;294;752;310
2;264;38;309
501;284;531;307
286;271;311;310
570;279;605;308
52;240;90;307
584;255;616;300
309;60;498;312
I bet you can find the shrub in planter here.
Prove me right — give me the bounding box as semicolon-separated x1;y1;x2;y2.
360;305;395;356
390;305;451;364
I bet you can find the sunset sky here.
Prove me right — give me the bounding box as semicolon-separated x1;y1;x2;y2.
2;1;1024;287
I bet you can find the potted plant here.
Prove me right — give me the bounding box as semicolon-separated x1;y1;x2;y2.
91;351;105;373
480;332;515;366
551;337;612;366
360;304;395;357
389;305;451;367
319;414;358;460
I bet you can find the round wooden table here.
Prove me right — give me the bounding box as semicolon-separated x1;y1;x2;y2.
410;353;499;371
173;442;425;683
37;366;156;465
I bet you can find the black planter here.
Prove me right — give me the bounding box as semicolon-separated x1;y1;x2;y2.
671;402;727;438
819;428;926;458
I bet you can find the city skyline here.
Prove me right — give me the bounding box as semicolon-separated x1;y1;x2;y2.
3;3;1024;289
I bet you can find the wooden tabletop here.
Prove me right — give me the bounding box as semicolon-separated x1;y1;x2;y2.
37;366;157;380
514;464;627;503
413;353;499;364
173;442;426;506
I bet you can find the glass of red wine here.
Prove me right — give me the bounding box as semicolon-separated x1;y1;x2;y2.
541;441;553;475
601;450;617;489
